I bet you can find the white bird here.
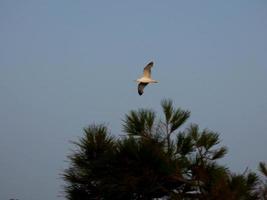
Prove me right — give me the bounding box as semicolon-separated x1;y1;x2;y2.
136;61;158;95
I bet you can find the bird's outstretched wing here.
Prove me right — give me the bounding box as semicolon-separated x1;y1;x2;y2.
138;82;148;95
143;61;153;78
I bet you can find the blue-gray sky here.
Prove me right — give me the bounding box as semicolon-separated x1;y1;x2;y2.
0;1;267;199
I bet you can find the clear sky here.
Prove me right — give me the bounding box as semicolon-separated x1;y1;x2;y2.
0;1;267;200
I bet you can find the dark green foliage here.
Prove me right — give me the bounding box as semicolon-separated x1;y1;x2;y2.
258;162;267;200
122;109;156;137
259;162;267;177
227;172;259;200
63;99;267;200
160;99;190;134
63;124;116;200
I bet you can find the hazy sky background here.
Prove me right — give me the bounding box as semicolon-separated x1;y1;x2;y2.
0;1;267;200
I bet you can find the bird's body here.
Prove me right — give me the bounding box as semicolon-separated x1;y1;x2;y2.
136;77;158;83
136;61;158;95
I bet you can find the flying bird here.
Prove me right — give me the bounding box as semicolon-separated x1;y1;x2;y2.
136;61;158;95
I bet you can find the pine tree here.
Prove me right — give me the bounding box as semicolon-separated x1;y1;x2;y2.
63;99;264;200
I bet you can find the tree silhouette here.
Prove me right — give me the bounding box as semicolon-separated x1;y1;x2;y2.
63;99;266;200
258;162;267;200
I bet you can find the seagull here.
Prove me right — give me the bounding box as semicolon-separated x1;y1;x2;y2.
136;61;158;95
